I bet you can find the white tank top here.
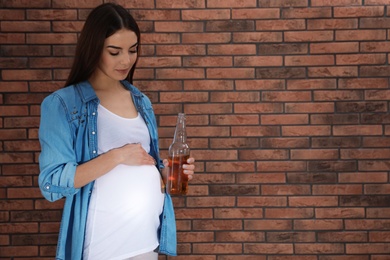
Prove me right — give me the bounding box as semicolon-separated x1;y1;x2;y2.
83;104;165;260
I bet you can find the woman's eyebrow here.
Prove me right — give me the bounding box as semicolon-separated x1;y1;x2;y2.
107;43;138;49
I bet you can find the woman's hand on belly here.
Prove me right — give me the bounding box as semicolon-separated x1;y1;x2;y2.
112;143;156;166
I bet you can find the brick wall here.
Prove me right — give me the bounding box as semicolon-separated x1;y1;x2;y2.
1;0;390;259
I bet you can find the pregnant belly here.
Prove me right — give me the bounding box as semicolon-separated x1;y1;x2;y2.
91;164;164;215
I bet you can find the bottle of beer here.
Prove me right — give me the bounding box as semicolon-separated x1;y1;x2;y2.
167;113;190;195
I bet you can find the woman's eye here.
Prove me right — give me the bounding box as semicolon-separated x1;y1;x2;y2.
129;48;138;54
109;52;119;56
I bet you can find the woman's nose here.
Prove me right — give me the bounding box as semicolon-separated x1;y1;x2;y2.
121;53;133;66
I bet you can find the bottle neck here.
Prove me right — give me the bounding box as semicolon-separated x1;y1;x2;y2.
173;114;186;143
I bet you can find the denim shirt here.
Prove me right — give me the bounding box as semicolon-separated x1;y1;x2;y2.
38;80;177;260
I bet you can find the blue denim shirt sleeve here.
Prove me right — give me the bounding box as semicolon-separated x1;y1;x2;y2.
38;93;80;202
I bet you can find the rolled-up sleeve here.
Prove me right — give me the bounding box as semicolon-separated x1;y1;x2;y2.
38;94;80;202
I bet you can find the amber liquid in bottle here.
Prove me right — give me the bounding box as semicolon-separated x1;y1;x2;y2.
167;113;190;195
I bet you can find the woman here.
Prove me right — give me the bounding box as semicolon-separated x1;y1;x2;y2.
38;3;195;260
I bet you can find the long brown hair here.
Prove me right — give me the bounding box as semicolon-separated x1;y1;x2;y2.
65;3;140;86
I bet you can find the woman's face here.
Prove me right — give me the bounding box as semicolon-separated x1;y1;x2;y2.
95;29;138;82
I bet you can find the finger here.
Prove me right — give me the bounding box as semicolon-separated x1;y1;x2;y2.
183;164;195;170
187;157;195;164
163;159;169;167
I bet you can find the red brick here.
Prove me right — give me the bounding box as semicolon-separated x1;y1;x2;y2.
184;56;232;67
131;10;180;21
339;172;388;183
346;243;390;254
190;150;237;161
193;243;242;254
2;69;51;80
207;0;256;8
244;219;291;230
311;0;362;6
261;137;310;148
295;243;344;254
208;44;257;55
337;54;386;65
0;81;28;92
235;56;282;67
289;196;338;207
260;44;306;57
263;91;311;101
361;41;390;52
334;6;384;17
313;184;363;195
318;231;367;242
283;126;331;136
320;256;369;260
235;80;284;91
233;32;283;43
2;0;50;8
0;246;38;257
156;68;204;79
282;7;332;18
311;42;359;53
207;20;255;32
259;0;308;7
339;78;388;89
52;0;102;8
257;161;306;172
182;33;231;43
233;9;280;19
265;208;313;218
0;9;25;20
210;137;259;149
285;55;334;66
262;114;308;125
155;21;203;32
52;21;84;32
365;184;390;194
136;33;180;44
369;231;390;242
156;45;206;56
207;68;254;79
237;173;286;184
244;243;293;254
26;9;77;20
308;66;358;77
1;21;50;32
256;20;305;30
0;33;25;44
182;9;230;20
210;115;259;125
334;125;382;136
308;18;358;29
26;33;77;44
336;29;386;41
210;92;259;102
156;0;204;8
285;31;333;42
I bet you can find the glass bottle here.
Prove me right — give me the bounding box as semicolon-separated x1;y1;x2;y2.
167;113;190;195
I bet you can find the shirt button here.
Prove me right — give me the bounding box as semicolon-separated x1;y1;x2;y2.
93;150;96;154
46;185;50;190
92;112;96;116
92;131;95;135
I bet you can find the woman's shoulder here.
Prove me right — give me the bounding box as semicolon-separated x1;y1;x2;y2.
46;81;96;101
43;81;95;105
